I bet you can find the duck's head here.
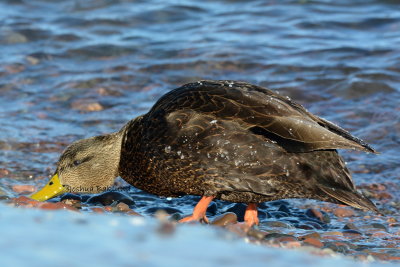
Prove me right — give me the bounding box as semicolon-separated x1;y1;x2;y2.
31;133;122;201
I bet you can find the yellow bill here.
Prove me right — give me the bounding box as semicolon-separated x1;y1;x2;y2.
30;173;67;201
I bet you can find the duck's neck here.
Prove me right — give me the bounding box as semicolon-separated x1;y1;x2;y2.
97;131;124;179
116;115;145;176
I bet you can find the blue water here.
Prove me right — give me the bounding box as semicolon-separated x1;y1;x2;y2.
0;203;396;267
0;0;399;265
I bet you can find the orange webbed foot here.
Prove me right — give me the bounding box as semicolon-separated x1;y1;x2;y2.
179;196;214;224
244;203;259;227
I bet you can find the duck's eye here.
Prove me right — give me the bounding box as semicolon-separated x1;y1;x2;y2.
72;156;93;167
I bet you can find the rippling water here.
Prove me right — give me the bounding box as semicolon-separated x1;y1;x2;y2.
1;0;399;217
1;0;400;264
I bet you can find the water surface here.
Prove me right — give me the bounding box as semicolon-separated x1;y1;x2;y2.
0;0;399;263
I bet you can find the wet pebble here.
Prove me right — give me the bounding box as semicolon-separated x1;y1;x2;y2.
4;63;25;74
387;217;397;223
297;220;324;230
211;212;237;227
126;210;142;216
323;242;350;253
71;100;104;112
283;241;302;249
333;207;355;217
90;207;105;213
225;223;249;237
86;191;134;206
263;220;293;229
341;241;358;250
370;231;392;238
296;223;316;230
305;208;330;223
368;252;391;261
96;87;122;96
369;223;388;232
267;235;299;246
0;168;10;178
300;232;321;240
342;229;363;236
3;31;28;44
343;222;359;231
375;191;393;200
39;202;78;212
111;202;140;215
299;214;327;225
26;55;40;65
264;233;297;242
113;202;131;212
247;228;268;240
322;231;344;241
60;193;82;201
324;231;343;236
302;237;324;248
12;184;36;194
146;207;182;215
11;196;41;208
61;198;82;209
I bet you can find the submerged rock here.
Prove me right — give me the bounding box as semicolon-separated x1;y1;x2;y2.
60;193;82;201
302;237;324;248
86;191;135;206
305;208;331;223
264;220;294;229
146;207;182;215
211;212;237;226
333;207;355;217
12;185;36;194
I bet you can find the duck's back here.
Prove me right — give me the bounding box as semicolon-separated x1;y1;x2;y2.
119;80;377;212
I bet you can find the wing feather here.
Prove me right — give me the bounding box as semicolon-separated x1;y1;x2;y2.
147;80;376;153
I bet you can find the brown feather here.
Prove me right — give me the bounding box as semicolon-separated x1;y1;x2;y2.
118;80;378;212
319;186;379;212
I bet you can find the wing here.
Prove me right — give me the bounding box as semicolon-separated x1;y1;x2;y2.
146;80;376;153
140;108;367;204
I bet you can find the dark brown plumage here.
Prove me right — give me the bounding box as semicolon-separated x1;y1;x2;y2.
119;80;377;211
32;80;379;224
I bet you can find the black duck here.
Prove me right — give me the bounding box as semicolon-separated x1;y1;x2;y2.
31;80;378;225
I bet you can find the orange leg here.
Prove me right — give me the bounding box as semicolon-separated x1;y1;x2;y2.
244;203;259;227
179;196;214;224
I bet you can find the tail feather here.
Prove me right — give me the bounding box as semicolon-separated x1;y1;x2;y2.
319;186;379;213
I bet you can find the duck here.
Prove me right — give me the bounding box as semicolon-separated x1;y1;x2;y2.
31;80;378;226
